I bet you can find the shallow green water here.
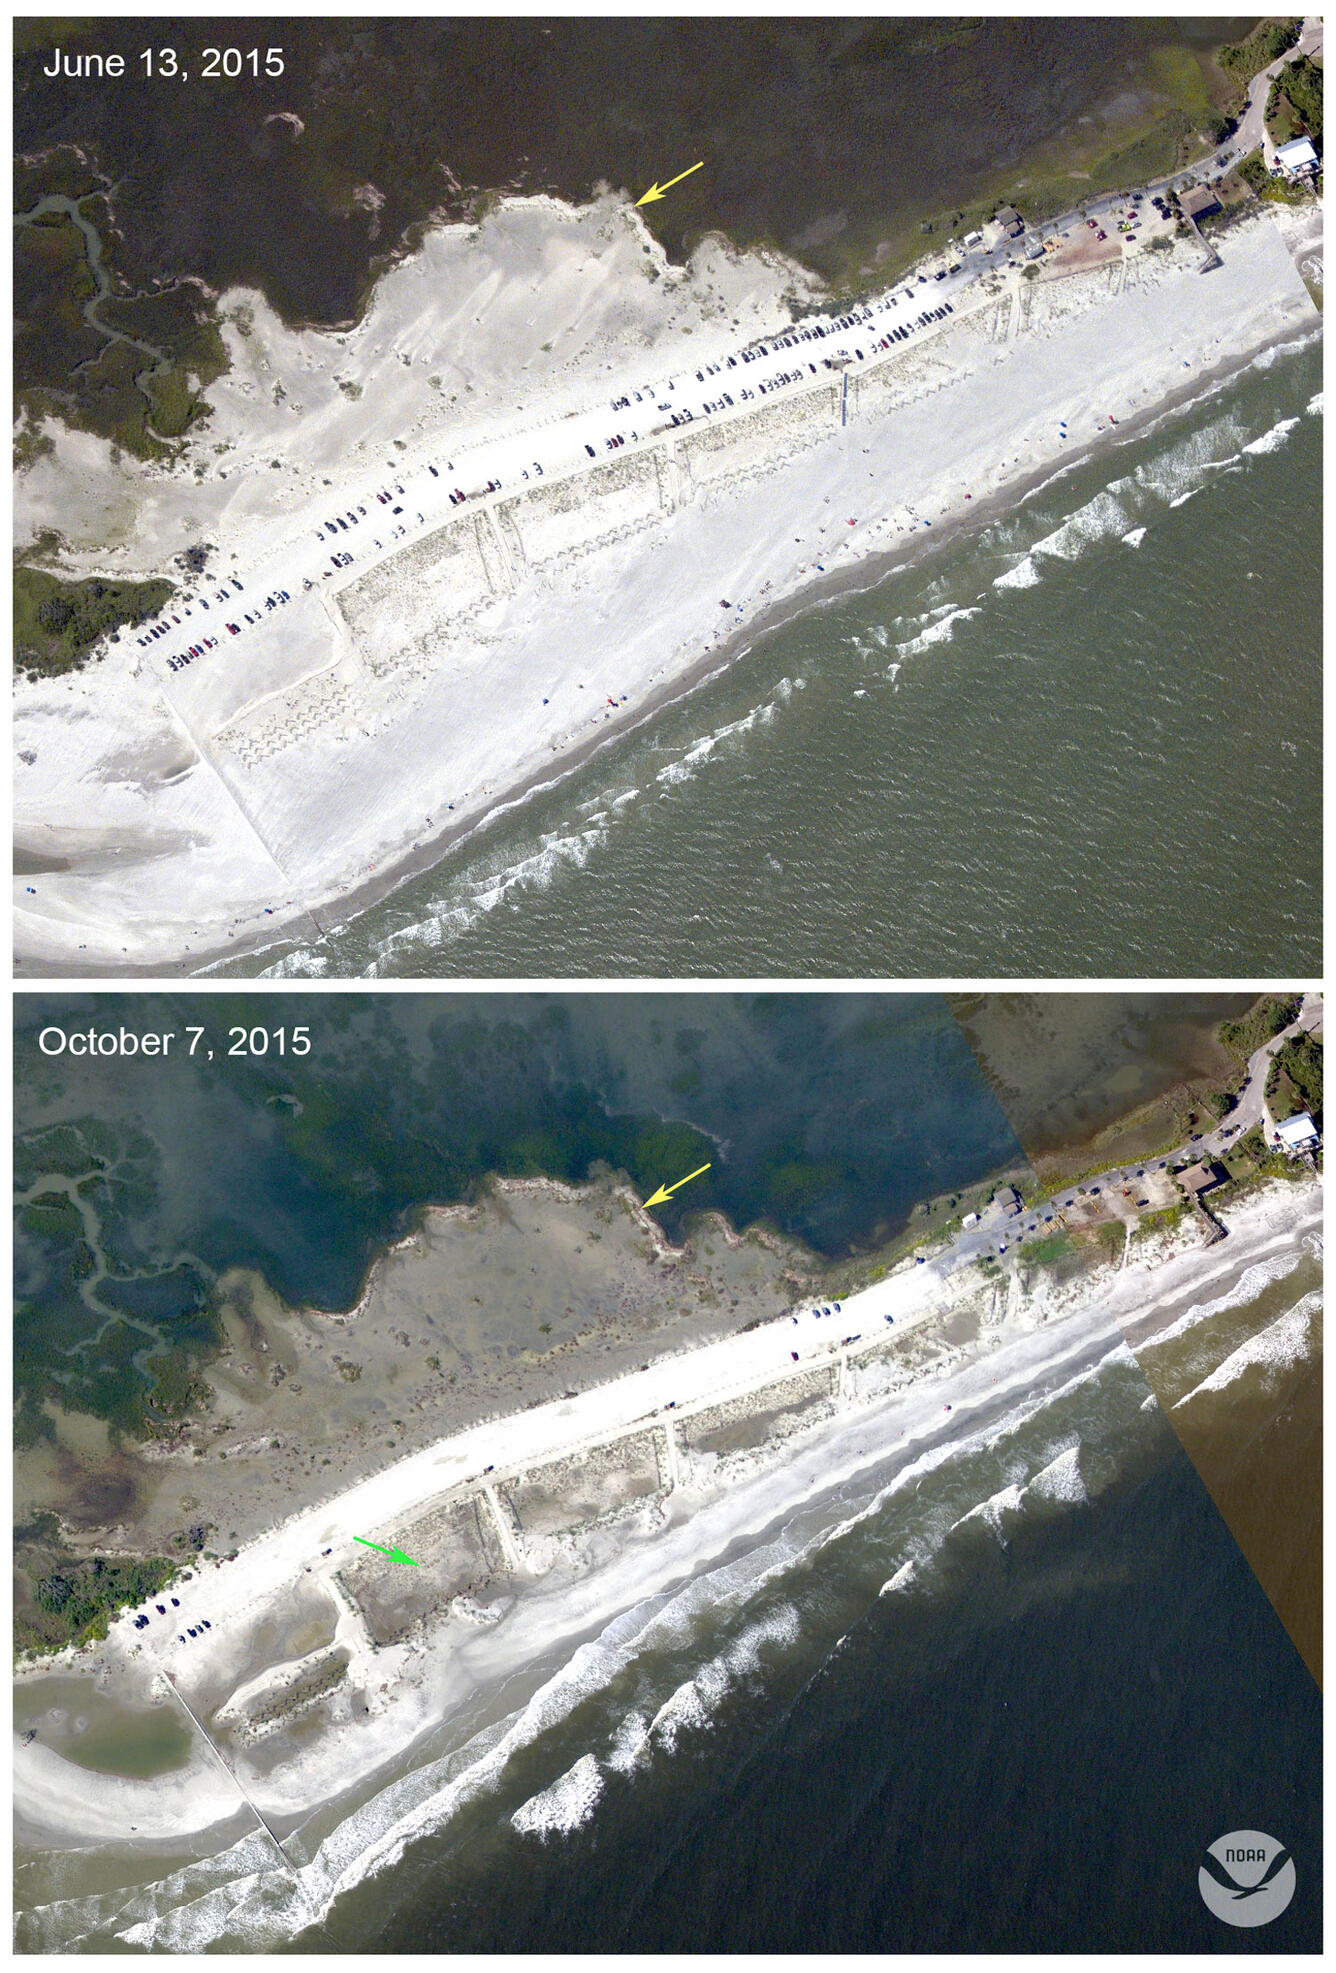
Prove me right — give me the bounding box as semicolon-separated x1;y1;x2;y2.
15;1677;193;1779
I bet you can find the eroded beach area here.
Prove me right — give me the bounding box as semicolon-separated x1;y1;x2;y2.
15;1170;1320;1916
14;194;1319;974
16;1174;822;1558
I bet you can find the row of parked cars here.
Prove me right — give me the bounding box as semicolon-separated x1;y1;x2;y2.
167;589;291;671
165;634;219;673
318;506;367;542
137;575;245;649
130;1594;212;1644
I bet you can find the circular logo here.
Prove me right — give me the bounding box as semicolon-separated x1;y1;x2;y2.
1199;1830;1295;1928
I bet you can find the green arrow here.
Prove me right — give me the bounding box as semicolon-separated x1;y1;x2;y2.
353;1536;419;1566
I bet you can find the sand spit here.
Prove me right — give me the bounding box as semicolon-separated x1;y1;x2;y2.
14;194;1319;974
15;1175;1319;1850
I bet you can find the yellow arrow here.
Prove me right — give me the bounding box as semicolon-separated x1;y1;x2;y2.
643;1161;712;1209
636;160;705;208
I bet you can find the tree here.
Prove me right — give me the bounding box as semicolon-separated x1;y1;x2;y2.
36;596;74;634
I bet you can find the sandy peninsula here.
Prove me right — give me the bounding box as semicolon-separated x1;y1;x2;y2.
14;191;1319;976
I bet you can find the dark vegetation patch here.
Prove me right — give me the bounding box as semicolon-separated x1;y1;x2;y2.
1218;995;1304;1061
1265;1032;1322;1126
14;564;176;678
1266;52;1323;148
16;1545;177;1656
1217;18;1302;79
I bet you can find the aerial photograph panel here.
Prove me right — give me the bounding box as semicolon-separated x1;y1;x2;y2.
12;16;1323;978
12;990;1323;1951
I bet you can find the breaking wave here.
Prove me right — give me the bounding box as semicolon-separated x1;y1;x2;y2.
1171;1289;1321;1410
893;604;982;656
1242;414;1301;456
511;1754;604;1839
1140;1245;1312;1353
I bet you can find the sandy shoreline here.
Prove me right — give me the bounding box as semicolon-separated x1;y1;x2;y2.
210;314;1325;980
14;198;1319;977
15;1173;1320;1855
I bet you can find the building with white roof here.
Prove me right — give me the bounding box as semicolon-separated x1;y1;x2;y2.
1273;1111;1319;1151
1274;135;1319;178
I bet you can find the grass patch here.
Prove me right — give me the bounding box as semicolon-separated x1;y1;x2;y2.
1019;1230;1073;1267
14;564;175;678
1131;1202;1189;1244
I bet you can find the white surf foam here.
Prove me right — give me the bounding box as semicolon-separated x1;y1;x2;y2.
1026;1443;1087;1507
650;1678;712;1752
511;1752;605;1839
894;603;981;656
1172;1290;1320;1410
1028;488;1130;563
1242;414;1301;457
993;555;1040;591
654;698;777;788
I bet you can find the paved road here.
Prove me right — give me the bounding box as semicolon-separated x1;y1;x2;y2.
935;993;1323;1269
1225;15;1324;173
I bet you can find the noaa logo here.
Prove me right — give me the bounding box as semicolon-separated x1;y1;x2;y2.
1198;1830;1295;1927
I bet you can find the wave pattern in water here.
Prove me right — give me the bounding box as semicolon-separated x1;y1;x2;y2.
225;338;1320;982
20;1328;1165;1952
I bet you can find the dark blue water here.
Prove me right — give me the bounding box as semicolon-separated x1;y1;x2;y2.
340;1414;1321;1955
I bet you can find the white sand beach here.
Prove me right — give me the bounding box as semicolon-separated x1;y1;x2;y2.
15;1172;1320;1854
14;192;1319;974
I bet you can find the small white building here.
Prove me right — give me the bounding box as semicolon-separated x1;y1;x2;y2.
1274;1111;1319;1152
961;1211;980;1229
1274;135;1319;179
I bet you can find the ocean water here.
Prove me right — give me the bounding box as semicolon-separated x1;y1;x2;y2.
233;335;1322;981
16;1236;1321;1953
